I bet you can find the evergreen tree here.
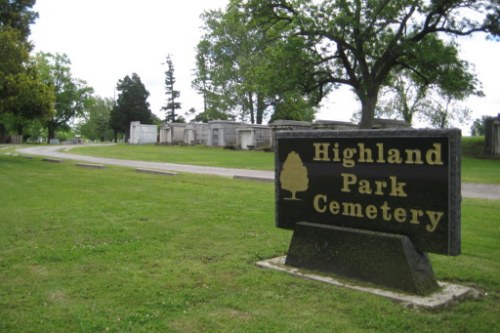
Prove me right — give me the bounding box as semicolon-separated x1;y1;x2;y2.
0;0;54;140
0;0;38;41
109;73;152;142
162;55;181;122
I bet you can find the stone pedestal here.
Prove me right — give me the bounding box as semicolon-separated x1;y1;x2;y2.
286;222;439;295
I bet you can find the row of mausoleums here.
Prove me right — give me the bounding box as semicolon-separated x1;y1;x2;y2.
129;119;410;150
484;114;500;155
159;121;277;149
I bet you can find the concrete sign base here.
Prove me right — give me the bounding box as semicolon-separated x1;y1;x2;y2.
257;256;482;310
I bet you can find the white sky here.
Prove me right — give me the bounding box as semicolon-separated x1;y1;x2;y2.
31;0;228;121
30;0;499;133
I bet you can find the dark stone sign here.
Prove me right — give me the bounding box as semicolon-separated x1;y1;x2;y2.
275;129;461;294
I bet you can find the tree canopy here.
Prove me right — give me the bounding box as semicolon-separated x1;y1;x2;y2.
245;0;500;128
0;40;54;125
109;73;152;141
0;0;38;100
193;1;322;124
470;115;488;136
77;96;114;142
0;1;55;139
0;0;38;41
35;52;93;141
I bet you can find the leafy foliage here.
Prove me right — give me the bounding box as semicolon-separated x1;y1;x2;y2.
193;1;322;124
245;0;499;128
0;1;54;139
77;96;114;141
0;52;54;136
418;93;472;129
34;52;93;140
470;116;489;136
376;33;483;126
0;0;38;41
109;73;152;141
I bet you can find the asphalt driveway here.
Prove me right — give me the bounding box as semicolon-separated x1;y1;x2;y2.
15;144;500;200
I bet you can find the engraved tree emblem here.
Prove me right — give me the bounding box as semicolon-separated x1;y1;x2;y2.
280;151;309;200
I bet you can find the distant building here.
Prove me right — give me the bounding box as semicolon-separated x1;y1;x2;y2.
129;121;157;144
207;121;243;147
159;123;186;144
237;125;272;150
312;120;357;130
485;114;500;156
184;123;209;145
268;120;312;149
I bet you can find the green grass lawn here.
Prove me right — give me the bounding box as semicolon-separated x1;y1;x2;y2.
72;144;275;170
461;137;500;184
70;141;500;184
462;157;500;184
1;153;499;332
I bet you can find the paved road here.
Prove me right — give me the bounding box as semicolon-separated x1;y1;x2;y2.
16;144;500;200
16;144;274;181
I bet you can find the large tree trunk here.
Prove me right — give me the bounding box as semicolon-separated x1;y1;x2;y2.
47;123;56;142
358;93;378;129
403;105;413;125
0;123;6;143
439;112;447;128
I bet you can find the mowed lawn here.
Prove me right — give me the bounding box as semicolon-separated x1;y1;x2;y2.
72;144;275;170
0;151;499;332
71;142;500;184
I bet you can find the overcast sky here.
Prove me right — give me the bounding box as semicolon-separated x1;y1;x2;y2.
30;0;499;133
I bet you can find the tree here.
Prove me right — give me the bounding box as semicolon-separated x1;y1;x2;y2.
34;52;93;141
280;151;309;200
376;37;483;126
194;1;322;124
0;0;38;41
418;93;472;129
162;55;181;122
203;8;255;121
1;0;40;108
259;33;324;122
246;0;499;128
1;1;54;140
109;73;152;142
192;41;210;115
270;91;315;122
0;53;55;135
374;75;428;125
77;96;114;142
470;116;488;136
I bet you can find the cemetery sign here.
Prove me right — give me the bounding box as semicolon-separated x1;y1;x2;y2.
276;129;461;256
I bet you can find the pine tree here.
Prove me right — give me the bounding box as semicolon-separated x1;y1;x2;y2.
162;55;181;122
